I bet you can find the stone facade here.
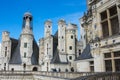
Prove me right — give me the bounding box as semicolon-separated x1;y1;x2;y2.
1;0;119;73
0;12;83;72
40;19;81;72
0;12;39;71
76;0;120;72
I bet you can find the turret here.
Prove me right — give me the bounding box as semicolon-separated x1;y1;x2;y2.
66;23;78;62
44;20;52;37
20;12;34;66
22;12;33;35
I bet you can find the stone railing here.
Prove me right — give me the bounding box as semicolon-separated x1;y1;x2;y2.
71;72;120;80
0;71;120;80
0;71;96;79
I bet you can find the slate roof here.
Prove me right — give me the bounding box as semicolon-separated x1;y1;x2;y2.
9;37;39;65
54;30;58;38
76;44;93;60
50;34;60;64
31;39;39;65
50;31;68;64
9;38;22;64
51;49;60;64
50;50;68;64
10;38;18;60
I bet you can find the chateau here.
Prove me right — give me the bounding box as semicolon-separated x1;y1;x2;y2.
0;0;120;79
0;12;83;72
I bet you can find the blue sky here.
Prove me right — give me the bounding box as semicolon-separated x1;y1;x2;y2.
0;0;87;42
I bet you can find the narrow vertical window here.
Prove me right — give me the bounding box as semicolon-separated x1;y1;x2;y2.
47;44;48;54
69;56;72;60
79;50;81;55
5;47;7;57
4;63;6;66
62;36;64;39
5;47;7;50
71;35;73;39
24;52;26;58
5;51;7;57
24;43;27;48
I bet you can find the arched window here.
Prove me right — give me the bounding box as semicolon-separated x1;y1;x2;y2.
58;68;61;72
79;50;81;55
65;69;68;72
23;63;26;69
71;67;74;72
71;35;73;39
11;68;14;71
32;67;38;71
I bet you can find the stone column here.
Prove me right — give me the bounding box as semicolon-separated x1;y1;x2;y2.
97;12;103;38
111;52;115;72
107;9;112;36
117;5;120;33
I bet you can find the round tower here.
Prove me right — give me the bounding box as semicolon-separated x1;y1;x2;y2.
20;12;34;66
66;23;77;62
44;19;52;37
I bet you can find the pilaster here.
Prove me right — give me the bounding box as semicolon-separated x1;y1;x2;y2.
117;5;120;33
107;9;112;36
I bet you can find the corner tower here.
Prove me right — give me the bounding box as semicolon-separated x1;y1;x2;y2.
66;23;77;62
20;12;34;66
